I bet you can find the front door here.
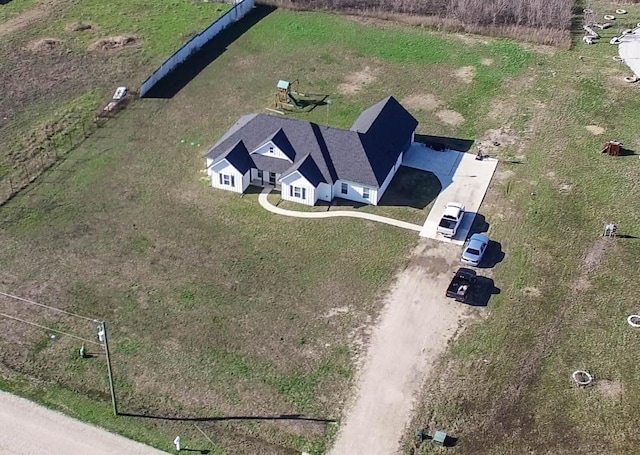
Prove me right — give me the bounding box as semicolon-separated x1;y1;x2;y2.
269;172;276;185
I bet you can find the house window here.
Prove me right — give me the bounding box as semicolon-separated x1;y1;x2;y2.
257;170;263;179
289;186;306;200
362;187;370;200
268;146;274;154
341;183;348;194
220;174;235;187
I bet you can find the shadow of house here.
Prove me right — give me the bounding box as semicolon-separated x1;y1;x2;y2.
142;5;276;99
0;0;14;4
377;167;442;209
413;134;474;152
468;276;500;307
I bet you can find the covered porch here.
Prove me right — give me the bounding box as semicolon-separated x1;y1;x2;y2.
250;168;281;189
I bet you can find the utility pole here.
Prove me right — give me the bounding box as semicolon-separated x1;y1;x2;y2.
99;321;118;416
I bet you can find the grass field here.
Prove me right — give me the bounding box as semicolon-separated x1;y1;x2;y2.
1;1;640;454
0;0;230;202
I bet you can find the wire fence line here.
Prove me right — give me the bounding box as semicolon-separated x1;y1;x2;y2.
0;312;101;346
0;291;99;322
0;106;99;207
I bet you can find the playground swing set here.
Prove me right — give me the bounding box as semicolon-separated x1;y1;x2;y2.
268;79;330;114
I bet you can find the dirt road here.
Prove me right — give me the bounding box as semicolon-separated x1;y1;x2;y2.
329;240;470;455
0;390;170;455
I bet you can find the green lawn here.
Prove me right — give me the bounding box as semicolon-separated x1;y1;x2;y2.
1;2;640;455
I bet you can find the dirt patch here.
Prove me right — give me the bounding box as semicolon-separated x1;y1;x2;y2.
480;58;494;66
595;379;623;400
400;93;442;112
581;237;612;274
330;241;470;455
436;109;465;127
487;100;517;122
454;34;490;46
494;169;515;181
0;1;58;38
558;183;573;194
455;66;477;84
26;38;65;55
586;125;605;135
66;22;92;32
337;66;378;95
522;286;542;298
89;35;141;53
475;127;519;155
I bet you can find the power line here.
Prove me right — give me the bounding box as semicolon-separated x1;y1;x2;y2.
0;291;98;323
0;312;101;346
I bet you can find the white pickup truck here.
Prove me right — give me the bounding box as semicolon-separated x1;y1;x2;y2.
437;202;465;238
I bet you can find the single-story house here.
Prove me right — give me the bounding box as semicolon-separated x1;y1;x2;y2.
205;96;418;206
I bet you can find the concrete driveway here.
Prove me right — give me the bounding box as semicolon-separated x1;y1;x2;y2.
403;143;498;245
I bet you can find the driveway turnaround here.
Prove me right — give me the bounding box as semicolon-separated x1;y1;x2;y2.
0;391;170;455
619;28;640;79
329;241;470;455
258;188;423;232
403;143;498;245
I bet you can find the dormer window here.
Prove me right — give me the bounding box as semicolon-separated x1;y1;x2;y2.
268;146;274;154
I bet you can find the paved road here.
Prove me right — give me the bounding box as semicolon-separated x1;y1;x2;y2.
0;391;170;455
329;241;471;455
258;188;423;231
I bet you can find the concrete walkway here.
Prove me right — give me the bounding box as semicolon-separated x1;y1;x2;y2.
258;188;423;232
0;390;170;455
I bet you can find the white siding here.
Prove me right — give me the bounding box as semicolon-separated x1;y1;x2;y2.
280;172;316;206
316;182;332;202
376;151;403;205
210;160;246;194
333;179;377;205
251;141;292;162
206;158;214;176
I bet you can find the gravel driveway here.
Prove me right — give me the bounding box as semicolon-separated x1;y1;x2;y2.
329;240;472;455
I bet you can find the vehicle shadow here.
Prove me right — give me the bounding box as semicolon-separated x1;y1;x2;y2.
465;213;489;236
478;240;505;269
467;276;500;307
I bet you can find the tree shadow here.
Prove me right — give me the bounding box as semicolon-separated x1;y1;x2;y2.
119;412;336;424
142;5;276;98
0;0;14;4
377;167;442;209
413;134;474;152
467;276;500;307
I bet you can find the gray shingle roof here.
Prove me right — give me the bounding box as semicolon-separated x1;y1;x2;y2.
281;154;326;186
212;140;254;174
204;97;417;188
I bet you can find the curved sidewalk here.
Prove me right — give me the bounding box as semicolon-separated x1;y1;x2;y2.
258;188;422;232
